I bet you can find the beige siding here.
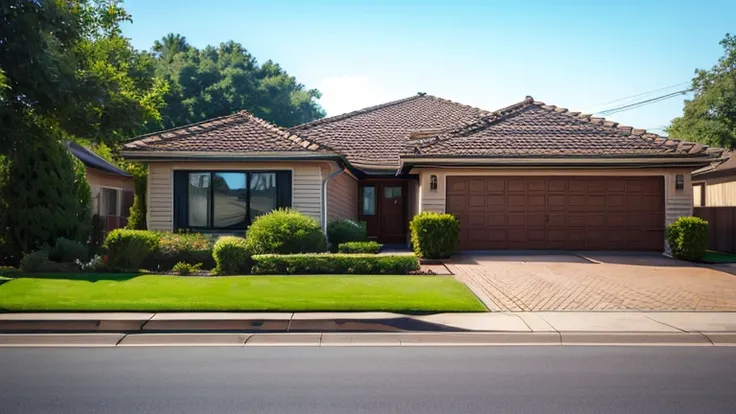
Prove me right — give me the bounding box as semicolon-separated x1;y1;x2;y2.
146;161;327;231
86;167;134;216
693;184;703;207
414;167;695;251
697;176;736;206
326;171;358;222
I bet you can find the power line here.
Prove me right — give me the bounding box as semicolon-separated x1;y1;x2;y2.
595;89;691;116
587;81;691;110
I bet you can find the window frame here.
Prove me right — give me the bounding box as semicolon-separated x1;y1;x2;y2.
175;170;290;231
99;186;121;217
361;185;377;216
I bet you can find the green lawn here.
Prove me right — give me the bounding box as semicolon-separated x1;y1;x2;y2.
0;274;486;313
701;250;736;263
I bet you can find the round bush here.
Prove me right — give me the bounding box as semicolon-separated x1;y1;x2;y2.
409;212;460;259
49;237;88;263
327;219;367;252
103;229;161;270
213;236;250;275
666;216;708;261
245;209;327;254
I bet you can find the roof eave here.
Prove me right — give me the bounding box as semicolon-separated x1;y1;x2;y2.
119;150;344;162
398;155;719;175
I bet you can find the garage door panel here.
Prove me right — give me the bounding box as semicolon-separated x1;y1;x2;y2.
445;176;664;251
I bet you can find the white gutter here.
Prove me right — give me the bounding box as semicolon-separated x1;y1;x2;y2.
322;167;345;239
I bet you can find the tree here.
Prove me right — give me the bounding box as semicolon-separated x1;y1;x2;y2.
0;0;164;263
668;34;736;149
149;34;325;130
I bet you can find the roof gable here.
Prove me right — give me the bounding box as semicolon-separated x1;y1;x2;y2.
289;94;489;168
123;111;334;154
409;97;719;158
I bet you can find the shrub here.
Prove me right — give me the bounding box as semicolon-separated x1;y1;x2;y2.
0;134;92;264
19;250;51;273
172;261;203;276
410;212;460;259
666;216;709;261
144;232;216;271
245;208;326;254
338;241;383;254
251;253;420;275
327;219;367;252
88;214;105;255
213;236;250;275
48;237;88;263
103;229;161;270
126;163;147;230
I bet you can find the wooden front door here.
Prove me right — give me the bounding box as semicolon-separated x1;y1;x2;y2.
359;182;407;244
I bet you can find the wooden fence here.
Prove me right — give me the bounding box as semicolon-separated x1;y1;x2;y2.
693;207;736;254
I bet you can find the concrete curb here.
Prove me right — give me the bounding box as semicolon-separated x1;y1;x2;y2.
2;332;736;347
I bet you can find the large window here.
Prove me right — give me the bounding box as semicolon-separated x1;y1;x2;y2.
174;170;291;231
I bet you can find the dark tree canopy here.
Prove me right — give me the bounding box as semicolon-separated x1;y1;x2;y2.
149;34;325;131
668;34;736;149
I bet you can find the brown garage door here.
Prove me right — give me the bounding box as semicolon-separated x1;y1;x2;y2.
446;176;665;251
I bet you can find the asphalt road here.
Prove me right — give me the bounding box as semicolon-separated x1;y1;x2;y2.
1;347;735;414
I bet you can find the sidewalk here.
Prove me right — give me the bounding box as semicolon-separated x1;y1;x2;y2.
1;311;735;346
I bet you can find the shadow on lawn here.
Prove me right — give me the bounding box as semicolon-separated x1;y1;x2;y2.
9;273;143;282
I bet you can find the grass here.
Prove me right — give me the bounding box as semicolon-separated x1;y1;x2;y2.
701;250;736;263
0;274;486;313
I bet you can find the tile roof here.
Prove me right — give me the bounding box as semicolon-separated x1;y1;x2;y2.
693;151;735;177
123;111;333;154
409;97;720;158
289;94;489;168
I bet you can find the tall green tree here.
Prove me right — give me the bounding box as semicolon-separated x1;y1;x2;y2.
0;0;165;263
149;34;325;130
668;34;736;149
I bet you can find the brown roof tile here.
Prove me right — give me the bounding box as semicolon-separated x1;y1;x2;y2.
410;98;719;158
123;111;333;154
289;94;489;167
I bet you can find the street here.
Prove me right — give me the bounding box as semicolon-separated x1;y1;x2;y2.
1;347;735;413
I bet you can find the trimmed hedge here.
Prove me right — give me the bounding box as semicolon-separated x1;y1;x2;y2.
245;208;327;254
409;212;460;259
143;232;216;271
338;241;383;254
327;219;367;252
213;236;250;275
103;229;161;270
251;253;420;275
666;216;709;261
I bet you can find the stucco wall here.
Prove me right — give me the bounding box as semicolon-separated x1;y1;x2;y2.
326;171;358;222
86;167;134;215
694;176;736;207
414;167;694;244
146;161;327;231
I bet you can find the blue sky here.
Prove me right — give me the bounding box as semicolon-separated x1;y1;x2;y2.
122;0;734;134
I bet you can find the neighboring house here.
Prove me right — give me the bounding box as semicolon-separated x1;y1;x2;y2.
692;152;736;207
120;94;722;252
66;141;135;231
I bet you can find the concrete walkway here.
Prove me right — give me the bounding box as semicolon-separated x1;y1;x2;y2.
2;312;735;346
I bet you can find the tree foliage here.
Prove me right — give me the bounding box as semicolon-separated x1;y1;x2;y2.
668;34;736;149
149;34;325;130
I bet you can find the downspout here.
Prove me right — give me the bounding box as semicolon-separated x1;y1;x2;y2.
322;167;345;241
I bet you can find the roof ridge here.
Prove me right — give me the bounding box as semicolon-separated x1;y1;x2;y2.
290;94;426;131
239;111;336;153
411;96;534;151
412;96;723;158
530;100;720;156
123;110;337;153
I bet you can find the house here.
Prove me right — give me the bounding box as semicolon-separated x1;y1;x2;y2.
692;152;736;207
66;141;135;231
120;94;722;252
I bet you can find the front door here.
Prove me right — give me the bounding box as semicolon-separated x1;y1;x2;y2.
359;182;407;244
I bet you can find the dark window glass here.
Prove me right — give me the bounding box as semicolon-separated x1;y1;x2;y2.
213;173;247;229
362;186;376;216
188;173;210;227
102;188;118;216
250;172;277;220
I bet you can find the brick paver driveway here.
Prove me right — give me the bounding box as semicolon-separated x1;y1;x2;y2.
448;252;736;311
